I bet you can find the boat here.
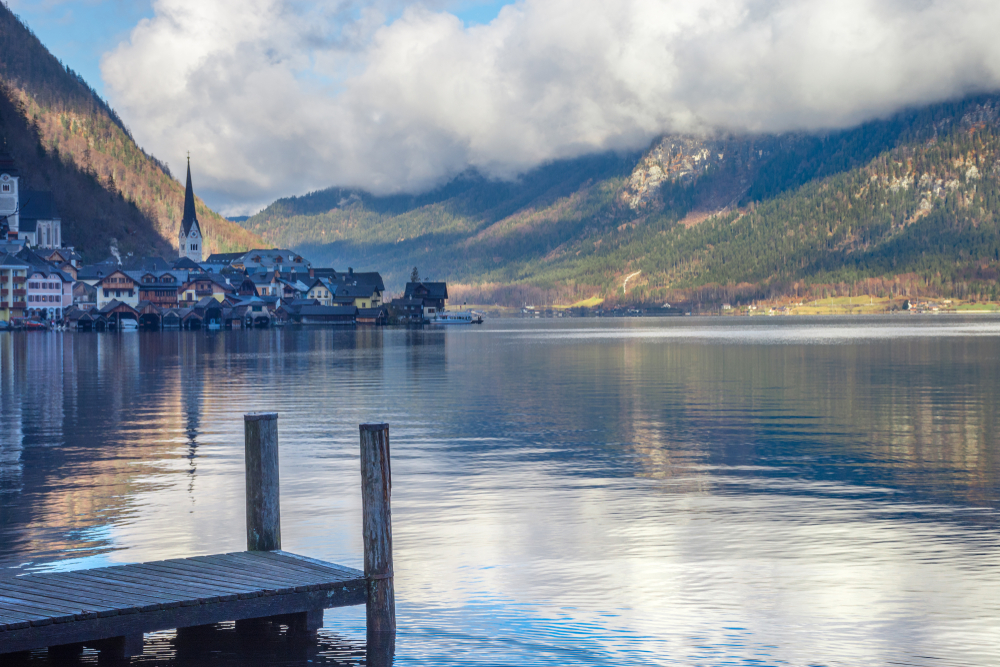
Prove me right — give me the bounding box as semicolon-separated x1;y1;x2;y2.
430;310;484;324
19;319;48;331
119;319;139;332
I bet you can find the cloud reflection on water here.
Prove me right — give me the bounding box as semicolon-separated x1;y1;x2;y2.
0;319;998;665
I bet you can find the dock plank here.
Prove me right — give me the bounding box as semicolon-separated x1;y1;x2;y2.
0;551;366;653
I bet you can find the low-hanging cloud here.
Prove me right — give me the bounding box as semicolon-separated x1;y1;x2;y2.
102;0;1000;213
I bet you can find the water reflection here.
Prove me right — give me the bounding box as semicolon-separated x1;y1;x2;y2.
1;318;999;666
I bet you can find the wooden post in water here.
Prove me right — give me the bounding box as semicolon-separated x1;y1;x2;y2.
360;423;395;662
245;412;281;551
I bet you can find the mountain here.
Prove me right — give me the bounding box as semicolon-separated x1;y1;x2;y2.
244;93;1000;307
0;6;262;260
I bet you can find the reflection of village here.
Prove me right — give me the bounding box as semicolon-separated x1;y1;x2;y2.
0;154;451;330
0;324;402;566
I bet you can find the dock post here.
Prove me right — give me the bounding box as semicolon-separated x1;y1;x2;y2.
244;412;281;551
360;423;395;662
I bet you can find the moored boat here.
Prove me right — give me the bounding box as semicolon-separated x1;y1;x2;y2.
430;310;483;324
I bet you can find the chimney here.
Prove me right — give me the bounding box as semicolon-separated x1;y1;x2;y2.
309;267;314;278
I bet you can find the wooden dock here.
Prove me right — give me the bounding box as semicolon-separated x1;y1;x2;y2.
0;416;395;662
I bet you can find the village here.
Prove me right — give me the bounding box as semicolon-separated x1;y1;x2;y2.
0;153;451;330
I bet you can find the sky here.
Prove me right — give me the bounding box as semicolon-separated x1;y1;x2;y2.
9;0;1000;216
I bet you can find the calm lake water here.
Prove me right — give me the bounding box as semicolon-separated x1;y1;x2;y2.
1;317;999;666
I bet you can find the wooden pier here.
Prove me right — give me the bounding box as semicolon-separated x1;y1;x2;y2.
0;415;394;662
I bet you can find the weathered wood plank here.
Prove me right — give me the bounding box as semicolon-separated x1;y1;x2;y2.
188;554;325;585
42;571;186;609
10;575;151;612
198;554;331;587
0;593;102;620
0;576;366;653
141;559;304;593
360;423;395;635
245;412;281;551
239;552;360;580
259;551;364;578
67;567;242;603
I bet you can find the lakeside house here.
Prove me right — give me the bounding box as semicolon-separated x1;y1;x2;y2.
0;154;450;330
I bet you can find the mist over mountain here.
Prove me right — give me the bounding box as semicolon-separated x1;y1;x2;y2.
104;0;1000;213
244;92;1000;306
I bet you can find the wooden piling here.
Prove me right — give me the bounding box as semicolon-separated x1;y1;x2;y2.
245;412;281;551
359;423;395;635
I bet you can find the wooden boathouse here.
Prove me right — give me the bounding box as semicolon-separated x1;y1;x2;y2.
0;416;395;663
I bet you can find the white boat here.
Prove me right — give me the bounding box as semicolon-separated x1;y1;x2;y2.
431;310;483;324
120;320;138;331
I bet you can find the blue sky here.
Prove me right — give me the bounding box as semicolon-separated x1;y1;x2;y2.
10;0;514;99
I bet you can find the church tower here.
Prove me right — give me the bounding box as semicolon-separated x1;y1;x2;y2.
0;147;20;240
178;157;203;262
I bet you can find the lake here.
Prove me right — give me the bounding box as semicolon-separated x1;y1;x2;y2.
1;317;998;666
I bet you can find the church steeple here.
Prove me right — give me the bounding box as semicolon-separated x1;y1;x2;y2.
178;154;203;261
181;155;199;236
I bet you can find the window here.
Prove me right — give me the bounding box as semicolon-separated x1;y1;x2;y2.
1;184;9;192
191;244;198;250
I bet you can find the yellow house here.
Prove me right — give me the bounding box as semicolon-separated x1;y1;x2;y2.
0;254;29;322
179;276;232;305
305;279;334;306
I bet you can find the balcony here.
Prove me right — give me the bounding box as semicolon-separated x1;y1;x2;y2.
13;289;26;297
12;301;26;308
12;276;25;284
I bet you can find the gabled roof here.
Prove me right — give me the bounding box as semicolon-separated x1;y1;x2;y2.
286;298;320;308
98;300;138;315
173;256;203;271
0;252;29;268
335;282;380;298
77;258;120;280
339;271;384;292
180;158;201;237
404;281;448;300
204;252;245;264
240;249;310;269
121;256;173;272
195;296;222;309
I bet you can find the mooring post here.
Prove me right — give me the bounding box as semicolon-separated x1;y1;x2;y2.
245;412;281;551
360;423;395;661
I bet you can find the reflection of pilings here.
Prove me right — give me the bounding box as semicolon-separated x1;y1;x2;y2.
0;332;24;494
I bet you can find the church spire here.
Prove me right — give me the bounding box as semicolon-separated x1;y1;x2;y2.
181;154;199;235
178;153;203;262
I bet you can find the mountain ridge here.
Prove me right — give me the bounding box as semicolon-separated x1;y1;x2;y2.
243;92;1000;306
0;5;263;260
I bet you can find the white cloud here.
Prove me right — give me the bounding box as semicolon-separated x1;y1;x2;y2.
102;0;1000;213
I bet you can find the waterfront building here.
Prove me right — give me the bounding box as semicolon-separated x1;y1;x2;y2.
134;271;185;307
73;282;97;310
178;158;204;263
24;266;72;320
96;270;139;309
403;281;448;317
0;253;28;321
179;273;236;305
305;278;334;306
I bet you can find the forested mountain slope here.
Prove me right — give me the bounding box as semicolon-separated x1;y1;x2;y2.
0;6;262;260
245;93;1000;306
